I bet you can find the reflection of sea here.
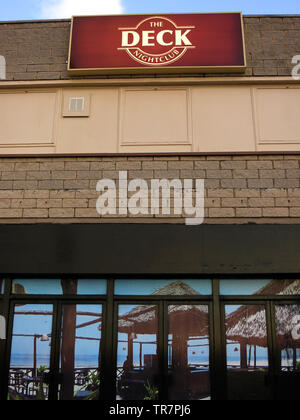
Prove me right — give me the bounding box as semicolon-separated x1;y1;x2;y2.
11;354;211;368
11;354;100;368
11;354;51;368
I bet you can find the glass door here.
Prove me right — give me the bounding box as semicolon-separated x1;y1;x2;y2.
167;302;211;400
115;301;212;401
273;302;300;400
7;301;105;401
8;303;55;400
223;303;272;400
58;303;104;401
116;304;160;400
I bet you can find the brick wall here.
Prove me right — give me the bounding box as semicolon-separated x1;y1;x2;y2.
0;16;300;80
0;154;300;224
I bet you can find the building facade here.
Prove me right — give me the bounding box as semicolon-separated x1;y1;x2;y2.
0;14;300;401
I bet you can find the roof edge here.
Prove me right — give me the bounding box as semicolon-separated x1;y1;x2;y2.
1;14;300;24
0;18;71;24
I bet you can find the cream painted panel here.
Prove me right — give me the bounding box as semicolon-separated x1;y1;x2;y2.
120;145;192;153
0;91;57;146
192;86;256;152
0;147;55;154
254;87;300;144
57;88;119;154
258;144;300;151
2;84;300;155
119;88;191;146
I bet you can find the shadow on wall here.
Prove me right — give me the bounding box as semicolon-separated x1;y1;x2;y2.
0;56;6;80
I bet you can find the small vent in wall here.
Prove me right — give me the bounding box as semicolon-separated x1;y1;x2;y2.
69;97;85;112
63;93;90;117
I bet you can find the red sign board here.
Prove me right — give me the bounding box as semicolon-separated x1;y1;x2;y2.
68;13;246;75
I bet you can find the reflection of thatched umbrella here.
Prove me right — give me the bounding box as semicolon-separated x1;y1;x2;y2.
275;305;300;345
227;280;300;346
118;281;209;375
226;306;267;348
226;280;300;368
118;280;209;336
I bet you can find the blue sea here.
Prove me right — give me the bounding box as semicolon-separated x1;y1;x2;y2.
11;354;212;368
11;354;270;369
10;354;101;368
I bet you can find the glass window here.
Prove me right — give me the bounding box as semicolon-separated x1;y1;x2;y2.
219;279;300;296
77;280;107;295
116;304;159;400
115;279;212;296
225;304;270;400
275;305;300;372
168;304;211;400
9;304;53;400
59;304;103;401
0;279;4;295
0;302;4;340
12;279;107;295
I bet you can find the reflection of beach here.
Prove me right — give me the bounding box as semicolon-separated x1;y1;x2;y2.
227;359;269;368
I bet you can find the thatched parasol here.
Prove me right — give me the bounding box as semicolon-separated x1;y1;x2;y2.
118;280;209;336
117;281;210;397
226;306;267;347
226;280;300;348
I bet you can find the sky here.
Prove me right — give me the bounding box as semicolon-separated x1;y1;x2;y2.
1;0;300;21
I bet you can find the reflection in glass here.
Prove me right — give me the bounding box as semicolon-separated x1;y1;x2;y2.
59;304;103;400
168;305;210;400
0;303;4;340
220;279;300;296
9;304;53;400
225;305;269;400
117;305;159;400
275;305;300;372
226;305;269;369
0;279;4;294
115;279;212;296
12;279;107;295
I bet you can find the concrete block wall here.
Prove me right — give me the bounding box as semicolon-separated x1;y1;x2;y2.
1;16;300;80
0;154;299;224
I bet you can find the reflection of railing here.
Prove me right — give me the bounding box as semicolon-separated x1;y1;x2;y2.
8;368;100;400
74;368;99;386
8;368;48;400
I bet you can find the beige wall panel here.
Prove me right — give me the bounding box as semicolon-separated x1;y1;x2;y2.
57;89;119;154
254;87;300;144
0;90;57;146
119;88;191;147
192;86;256;152
258;143;300;152
1;84;300;155
0;147;55;154
119;145;192;153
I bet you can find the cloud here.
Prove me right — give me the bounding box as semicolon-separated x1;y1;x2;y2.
41;0;124;19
